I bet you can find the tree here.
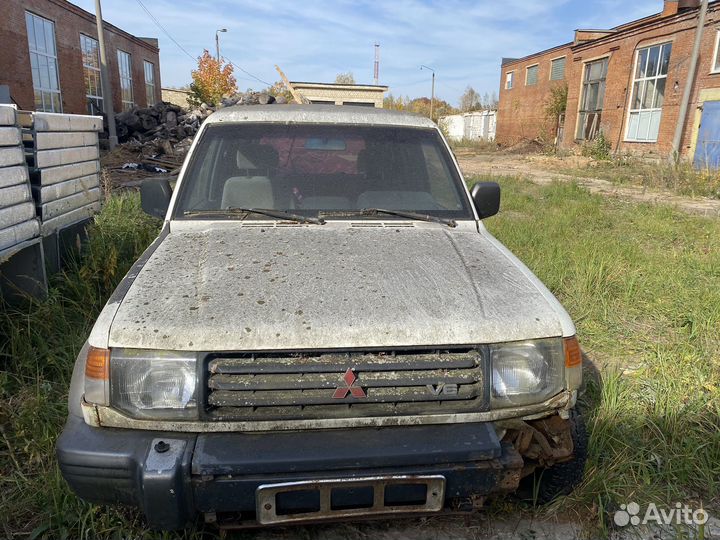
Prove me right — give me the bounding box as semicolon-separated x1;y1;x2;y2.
459;86;481;112
407;97;457;119
189;50;237;106
487;91;499;110
335;72;356;84
266;80;294;103
383;93;411;110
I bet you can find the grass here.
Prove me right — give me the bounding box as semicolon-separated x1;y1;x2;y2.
478;176;720;528
1;179;719;538
449;138;499;153
553;157;720;200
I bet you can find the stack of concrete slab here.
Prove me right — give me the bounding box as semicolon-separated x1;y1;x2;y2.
23;111;103;237
0;105;40;254
0;105;45;302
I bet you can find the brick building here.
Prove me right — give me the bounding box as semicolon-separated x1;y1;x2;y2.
0;0;161;116
496;0;720;163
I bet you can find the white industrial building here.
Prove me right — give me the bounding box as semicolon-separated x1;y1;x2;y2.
440;111;496;142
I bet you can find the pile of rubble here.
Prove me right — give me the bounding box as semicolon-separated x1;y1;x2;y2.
114;101;201;145
220;91;287;107
113;91;287;146
106;91;291;188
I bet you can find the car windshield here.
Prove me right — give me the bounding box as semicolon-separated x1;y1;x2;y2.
173;123;473;220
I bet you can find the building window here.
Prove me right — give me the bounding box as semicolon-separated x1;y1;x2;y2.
144;60;156;106
117;50;133;111
505;71;514;90
576;57;609;140
626;43;672;142
712;31;720;73
550;57;566;80
526;64;539;86
25;12;62;112
80;35;103;115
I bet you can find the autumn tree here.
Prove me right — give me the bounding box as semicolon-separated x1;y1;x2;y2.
383;93;411;110
408;97;457;119
189;50;237;107
335;72;356;84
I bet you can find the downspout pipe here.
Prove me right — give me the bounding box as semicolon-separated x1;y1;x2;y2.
670;0;708;162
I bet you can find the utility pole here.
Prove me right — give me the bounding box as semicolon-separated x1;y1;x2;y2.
94;0;116;149
215;28;227;62
671;0;708;162
421;65;435;122
373;43;380;85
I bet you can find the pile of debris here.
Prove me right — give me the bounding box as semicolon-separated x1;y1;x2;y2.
114;91;287;145
106;90;292;189
114;101;200;144
220;91;286;107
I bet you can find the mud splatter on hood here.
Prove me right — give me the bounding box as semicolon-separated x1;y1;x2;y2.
108;226;566;350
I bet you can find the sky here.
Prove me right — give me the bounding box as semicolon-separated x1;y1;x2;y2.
70;0;662;107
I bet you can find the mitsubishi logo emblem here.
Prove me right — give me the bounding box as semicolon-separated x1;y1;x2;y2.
332;368;367;399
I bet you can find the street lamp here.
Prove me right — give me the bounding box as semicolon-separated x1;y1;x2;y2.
420;65;435;122
215;28;227;62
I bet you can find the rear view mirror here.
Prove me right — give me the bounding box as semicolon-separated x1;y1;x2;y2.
470;182;501;219
141;177;172;219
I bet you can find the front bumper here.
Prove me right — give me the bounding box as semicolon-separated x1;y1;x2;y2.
57;415;524;529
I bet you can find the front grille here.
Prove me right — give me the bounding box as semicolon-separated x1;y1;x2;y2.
205;349;485;421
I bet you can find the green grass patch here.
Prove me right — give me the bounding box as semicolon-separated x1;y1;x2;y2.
0;193;166;540
480;176;720;526
555;158;720;200
1;181;719;537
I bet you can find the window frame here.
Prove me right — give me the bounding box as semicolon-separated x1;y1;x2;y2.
525;64;539;86
550;56;566;81
80;34;103;115
505;71;515;90
143;60;156;106
117;49;134;111
575;57;609;141
624;42;672;143
25;11;62;113
711;30;720;74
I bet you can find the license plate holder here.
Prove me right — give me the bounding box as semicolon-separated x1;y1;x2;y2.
256;474;446;525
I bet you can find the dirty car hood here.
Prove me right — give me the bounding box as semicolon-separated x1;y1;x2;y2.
108;226;565;350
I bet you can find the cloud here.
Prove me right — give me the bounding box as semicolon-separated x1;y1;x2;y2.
69;0;662;106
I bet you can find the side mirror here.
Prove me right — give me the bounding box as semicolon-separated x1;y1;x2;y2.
470;181;501;219
141;177;172;219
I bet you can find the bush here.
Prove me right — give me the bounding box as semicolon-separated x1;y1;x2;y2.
581;132;612;161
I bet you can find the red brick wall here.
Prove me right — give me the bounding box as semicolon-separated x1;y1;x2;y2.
497;3;720;159
0;0;162;115
496;44;573;146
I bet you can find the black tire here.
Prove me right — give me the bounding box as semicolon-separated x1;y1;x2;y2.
517;410;588;505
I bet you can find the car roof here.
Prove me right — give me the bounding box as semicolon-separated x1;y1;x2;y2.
206;104;438;129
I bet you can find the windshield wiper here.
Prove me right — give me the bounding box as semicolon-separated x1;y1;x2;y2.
356;208;457;228
183;207;325;225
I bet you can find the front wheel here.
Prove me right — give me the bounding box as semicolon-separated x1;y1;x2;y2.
518;410;588;504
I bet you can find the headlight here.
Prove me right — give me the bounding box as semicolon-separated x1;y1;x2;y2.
490;338;564;408
110;349;198;419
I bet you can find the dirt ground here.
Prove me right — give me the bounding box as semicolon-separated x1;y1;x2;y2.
455;150;720;218
227;513;720;540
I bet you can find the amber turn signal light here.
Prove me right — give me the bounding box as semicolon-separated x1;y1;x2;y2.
564;336;582;368
85;346;110;380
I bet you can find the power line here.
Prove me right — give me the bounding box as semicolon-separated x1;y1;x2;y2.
134;0;272;88
226;60;272;87
134;0;195;61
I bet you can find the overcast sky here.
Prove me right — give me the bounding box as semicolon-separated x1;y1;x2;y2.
70;0;661;106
